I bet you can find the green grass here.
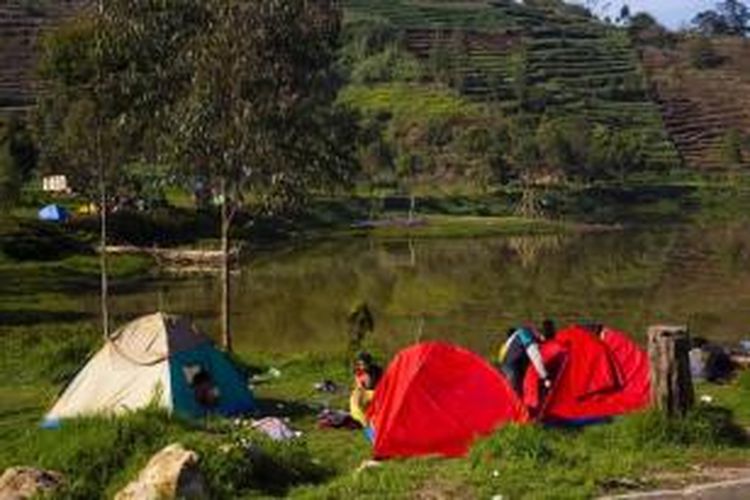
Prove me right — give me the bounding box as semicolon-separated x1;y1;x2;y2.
347;215;569;239
339;83;481;122
2;273;750;499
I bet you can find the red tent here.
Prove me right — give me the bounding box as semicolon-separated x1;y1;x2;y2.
524;325;651;422
367;342;529;459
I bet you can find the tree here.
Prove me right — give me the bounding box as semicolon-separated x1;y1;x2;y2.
536;117;573;173
35;0;207;337
172;0;356;352
509;48;530;111
693;1;750;36
0;116;37;208
586;125;646;182
618;4;631;25
717;0;750;36
693;10;731;35
628;12;673;48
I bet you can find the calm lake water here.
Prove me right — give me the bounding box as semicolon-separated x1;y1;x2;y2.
107;219;750;358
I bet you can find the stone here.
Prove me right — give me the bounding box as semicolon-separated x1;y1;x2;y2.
114;443;207;500
0;467;64;500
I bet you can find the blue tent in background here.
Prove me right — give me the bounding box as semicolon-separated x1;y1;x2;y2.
38;204;69;223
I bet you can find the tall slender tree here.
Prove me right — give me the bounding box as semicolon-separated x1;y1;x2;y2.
36;0;206;337
173;0;356;351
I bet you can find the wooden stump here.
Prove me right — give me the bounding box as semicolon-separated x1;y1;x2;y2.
647;325;694;416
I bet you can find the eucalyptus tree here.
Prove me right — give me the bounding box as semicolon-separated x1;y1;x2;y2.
35;0;206;336
172;0;356;352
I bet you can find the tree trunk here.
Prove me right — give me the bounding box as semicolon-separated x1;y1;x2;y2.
220;177;232;353
647;325;694;417
409;193;416;222
100;168;109;338
97;0;109;339
516;186;541;219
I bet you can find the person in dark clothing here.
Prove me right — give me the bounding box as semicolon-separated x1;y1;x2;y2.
497;326;552;396
350;352;382;426
354;352;382;390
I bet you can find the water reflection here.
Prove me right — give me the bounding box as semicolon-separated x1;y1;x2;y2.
106;221;750;358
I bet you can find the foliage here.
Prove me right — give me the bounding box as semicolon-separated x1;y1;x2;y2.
693;1;750;36
350;45;424;84
628;12;674;48
340;17;401;65
68;208;215;246
195;433;331;497
688;36;725;69
0;117;37;208
0;129;21;208
0;221;91;261
172;0;356;216
34;1;206;202
720;128;745;168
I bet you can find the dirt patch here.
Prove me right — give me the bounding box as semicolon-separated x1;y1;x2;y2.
650;464;750;489
603;464;750;499
413;478;476;500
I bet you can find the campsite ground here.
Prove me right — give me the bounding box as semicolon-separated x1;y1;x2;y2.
3;182;750;498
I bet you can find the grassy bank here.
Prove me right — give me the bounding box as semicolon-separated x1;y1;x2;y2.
1;245;750;498
2;319;750;499
344;215;570;239
8;179;750;255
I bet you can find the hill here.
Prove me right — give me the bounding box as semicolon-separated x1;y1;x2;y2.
642;37;750;171
4;0;750;186
340;0;681;188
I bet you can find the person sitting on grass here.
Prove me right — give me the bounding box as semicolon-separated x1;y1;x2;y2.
349;352;382;427
497;323;554;396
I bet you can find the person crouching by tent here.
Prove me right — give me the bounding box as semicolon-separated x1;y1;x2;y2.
497;323;554;396
350;352;383;427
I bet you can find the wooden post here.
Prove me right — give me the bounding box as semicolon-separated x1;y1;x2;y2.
647;325;694;416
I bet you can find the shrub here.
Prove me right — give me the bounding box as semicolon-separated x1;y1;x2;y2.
720;128;744;168
0;221;90;261
688;37;725;69
69;209;216;247
351;46;423;84
195;432;331;497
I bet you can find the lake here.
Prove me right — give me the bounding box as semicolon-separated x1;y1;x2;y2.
106;219;750;359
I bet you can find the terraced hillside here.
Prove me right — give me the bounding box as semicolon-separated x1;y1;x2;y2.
0;0;89;111
642;38;750;171
343;0;681;172
3;0;700;177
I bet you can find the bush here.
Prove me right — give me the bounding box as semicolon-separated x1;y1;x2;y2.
688;37;725;69
351;46;423;84
195;432;331;497
69;209;216;247
720;128;744;168
0;221;90;261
